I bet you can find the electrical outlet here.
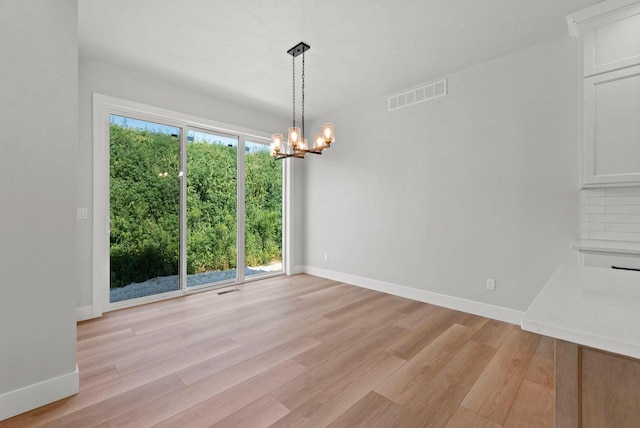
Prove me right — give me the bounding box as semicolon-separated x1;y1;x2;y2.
486;278;496;291
324;253;329;261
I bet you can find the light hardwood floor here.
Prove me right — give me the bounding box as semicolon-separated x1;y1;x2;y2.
1;274;554;428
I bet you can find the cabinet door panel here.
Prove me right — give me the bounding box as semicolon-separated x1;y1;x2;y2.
584;65;640;185
583;4;640;76
581;347;640;428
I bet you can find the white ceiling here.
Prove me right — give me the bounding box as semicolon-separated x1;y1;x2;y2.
78;0;602;121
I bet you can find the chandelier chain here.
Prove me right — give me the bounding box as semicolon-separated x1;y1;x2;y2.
292;55;296;128
302;51;305;140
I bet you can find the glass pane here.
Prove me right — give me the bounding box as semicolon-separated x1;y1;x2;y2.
245;140;283;278
186;129;238;287
109;115;181;303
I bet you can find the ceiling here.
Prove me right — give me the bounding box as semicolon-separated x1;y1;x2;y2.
78;0;602;121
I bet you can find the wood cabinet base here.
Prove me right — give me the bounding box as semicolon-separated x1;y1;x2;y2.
555;339;640;428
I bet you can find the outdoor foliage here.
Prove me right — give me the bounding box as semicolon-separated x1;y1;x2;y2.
109;124;282;288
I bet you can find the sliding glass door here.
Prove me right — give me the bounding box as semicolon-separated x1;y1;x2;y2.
186;129;238;288
109;115;181;303
106;112;283;308
245;140;283;278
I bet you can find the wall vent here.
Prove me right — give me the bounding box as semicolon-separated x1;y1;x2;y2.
388;79;447;111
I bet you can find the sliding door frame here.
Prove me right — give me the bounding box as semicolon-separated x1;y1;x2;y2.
92;93;290;316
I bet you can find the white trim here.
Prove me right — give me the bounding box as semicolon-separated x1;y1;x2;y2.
237;135;246;283
0;366;79;421
92;94;108;319
301;266;523;325
76;306;94;322
567;0;640;36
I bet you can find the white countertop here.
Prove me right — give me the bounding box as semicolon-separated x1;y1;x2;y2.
572;239;640;254
522;264;640;359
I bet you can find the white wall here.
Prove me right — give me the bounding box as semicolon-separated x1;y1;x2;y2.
77;59;290;310
0;0;79;419
301;37;580;313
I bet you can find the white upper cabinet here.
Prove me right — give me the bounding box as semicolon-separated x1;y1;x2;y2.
582;4;640;76
570;0;640;187
583;65;640;185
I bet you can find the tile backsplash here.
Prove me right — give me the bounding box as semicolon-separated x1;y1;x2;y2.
581;187;640;242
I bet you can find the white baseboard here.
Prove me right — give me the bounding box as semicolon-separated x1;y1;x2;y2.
0;366;79;421
301;266;523;325
76;305;94;322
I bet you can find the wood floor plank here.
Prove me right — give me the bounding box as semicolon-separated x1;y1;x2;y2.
444;407;501;428
76;291;233;341
231;313;333;346
321;293;392;320
502;380;554;428
1;373;184;428
177;335;319;386
274;324;408;410
114;337;239;376
2;275;554;428
149;360;306;428
77;274;333;341
327;391;403;428
159;336;277;388
295;308;407;369
393;302;442;330
38;374;184;428
176;324;325;386
128;295;273;335
78;306;278;373
78;365;120;391
280;286;376;319
375;323;475;406
461;328;541;425
470;319;514;348
76;328;134;350
451;311;489;331
399;300;429;315
270;352;406;428
108;338;318;427
1;338;241;427
130;277;340;336
386;307;459;360
391;340;497;428
79;294;282;358
209;394;290;428
524;335;554;389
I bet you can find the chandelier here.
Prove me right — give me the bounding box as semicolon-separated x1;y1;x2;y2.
271;42;335;160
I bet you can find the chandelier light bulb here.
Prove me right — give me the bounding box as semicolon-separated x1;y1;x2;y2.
321;123;335;143
271;133;283;152
288;127;300;148
314;133;323;149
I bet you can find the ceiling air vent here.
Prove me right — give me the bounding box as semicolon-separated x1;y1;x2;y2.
388;79;447;112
